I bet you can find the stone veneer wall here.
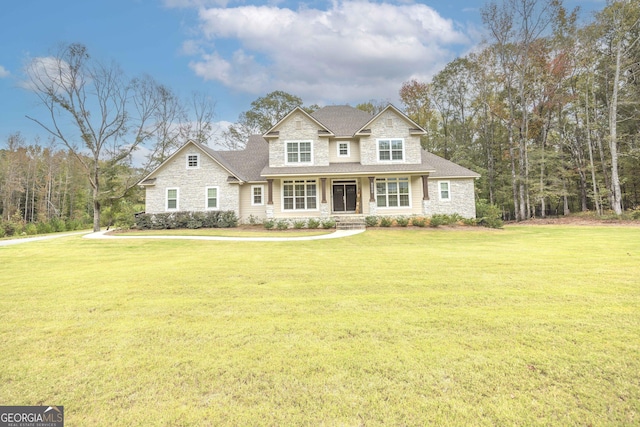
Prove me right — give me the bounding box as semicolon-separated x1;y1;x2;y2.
268;113;329;167
144;146;240;216
422;178;476;218
359;111;422;166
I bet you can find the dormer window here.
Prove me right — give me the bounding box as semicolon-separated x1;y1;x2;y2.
186;154;199;168
286;141;312;164
378;139;404;161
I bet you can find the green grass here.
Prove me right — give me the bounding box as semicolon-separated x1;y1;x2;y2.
1;226;639;426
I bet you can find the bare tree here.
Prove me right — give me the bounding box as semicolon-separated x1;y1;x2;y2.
24;43;162;231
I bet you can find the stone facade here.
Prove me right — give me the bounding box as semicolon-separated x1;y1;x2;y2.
144;144;240;216
423;178;476;218
141;105;480;222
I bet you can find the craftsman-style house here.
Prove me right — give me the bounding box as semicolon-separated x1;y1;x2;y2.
139;104;479;222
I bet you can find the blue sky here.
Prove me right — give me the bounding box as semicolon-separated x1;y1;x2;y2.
0;0;605;147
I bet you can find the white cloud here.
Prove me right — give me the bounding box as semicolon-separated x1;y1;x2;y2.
20;56;79;92
0;65;10;78
186;1;471;105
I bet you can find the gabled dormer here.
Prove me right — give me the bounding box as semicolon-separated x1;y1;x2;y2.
263;107;334;168
355;104;426;166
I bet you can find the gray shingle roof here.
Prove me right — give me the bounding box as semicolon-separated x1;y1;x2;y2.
208;135;269;182
421;151;480;178
310;105;373;137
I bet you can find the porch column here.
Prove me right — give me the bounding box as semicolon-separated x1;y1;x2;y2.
368;177;375;202
421;175;430;200
267;179;274;204
321;178;327;203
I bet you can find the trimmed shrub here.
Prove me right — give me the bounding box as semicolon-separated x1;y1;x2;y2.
134;211;238;230
321;219;336;229
429;214;446;227
263;219;276;230
276;219;290;230
411;217;426;227
293;220;306;229
379;216;393;227
395;216;409;227
365;216;379;227
307;218;320;229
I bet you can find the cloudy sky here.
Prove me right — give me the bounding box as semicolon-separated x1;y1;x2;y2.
0;0;604;145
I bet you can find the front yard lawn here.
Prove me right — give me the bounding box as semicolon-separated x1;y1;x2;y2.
0;226;638;425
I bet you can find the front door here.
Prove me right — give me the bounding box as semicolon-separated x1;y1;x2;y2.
332;182;357;212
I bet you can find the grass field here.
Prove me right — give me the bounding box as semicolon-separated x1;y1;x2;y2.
0;226;639;426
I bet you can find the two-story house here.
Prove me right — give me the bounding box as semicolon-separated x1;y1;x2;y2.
139;104;480;221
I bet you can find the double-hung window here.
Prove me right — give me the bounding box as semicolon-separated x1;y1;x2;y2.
376;177;410;208
439;181;450;201
286;141;312;164
378;139;404;161
166;188;179;210
283;180;317;210
338;142;350;157
252;185;264;206
187;154;199;168
206;187;218;209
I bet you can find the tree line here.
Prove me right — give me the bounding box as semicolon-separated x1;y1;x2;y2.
1;0;639;234
399;0;640;220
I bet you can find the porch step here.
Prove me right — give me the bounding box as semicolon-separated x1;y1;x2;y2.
334;216;366;230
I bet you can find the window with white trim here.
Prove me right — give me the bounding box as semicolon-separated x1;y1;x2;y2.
187;154;199;168
283;180;317;210
376;177;410;208
166;188;179;210
337;142;350;157
378;139;404;161
439;181;451;201
251;185;264;206
286;141;312;164
206;187;218;209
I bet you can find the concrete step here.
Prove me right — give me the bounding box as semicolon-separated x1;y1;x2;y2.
334;216;366;230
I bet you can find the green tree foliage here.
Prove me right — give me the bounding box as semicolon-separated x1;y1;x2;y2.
400;0;640;219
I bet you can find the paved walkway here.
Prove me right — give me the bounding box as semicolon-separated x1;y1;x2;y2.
82;229;365;242
0;231;92;247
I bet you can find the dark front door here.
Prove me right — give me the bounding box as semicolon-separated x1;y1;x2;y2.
333;183;357;212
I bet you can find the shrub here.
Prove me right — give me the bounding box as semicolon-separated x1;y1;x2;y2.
2;220;18;237
186;212;205;229
134;211;238;230
0;224;5;238
276;219;290;230
411;217;426;227
395;216;409;227
321;219;336;229
215;211;238;228
36;221;54;234
307;218;320;229
50;217;66;232
631;209;640;220
476;200;504;229
379;216;393;227
24;223;38;235
365;216;379;227
462;218;477;226
264;219;276;230
293;220;306;229
429;214;446;227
